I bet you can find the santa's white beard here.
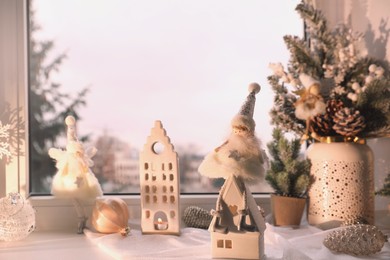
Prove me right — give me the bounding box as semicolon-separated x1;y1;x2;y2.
198;133;266;181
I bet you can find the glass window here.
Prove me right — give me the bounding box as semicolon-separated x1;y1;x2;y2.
28;0;302;195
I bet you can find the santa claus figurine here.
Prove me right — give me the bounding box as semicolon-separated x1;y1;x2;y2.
198;83;267;233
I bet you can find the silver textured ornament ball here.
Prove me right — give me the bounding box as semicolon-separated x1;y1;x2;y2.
0;193;36;241
341;216;368;226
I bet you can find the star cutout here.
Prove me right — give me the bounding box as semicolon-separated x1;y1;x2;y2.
74;177;84;188
228;150;242;161
28;225;35;233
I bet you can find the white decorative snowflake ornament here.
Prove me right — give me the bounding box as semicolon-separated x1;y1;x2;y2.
0;120;11;160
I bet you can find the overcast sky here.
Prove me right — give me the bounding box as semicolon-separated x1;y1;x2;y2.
33;0;301;154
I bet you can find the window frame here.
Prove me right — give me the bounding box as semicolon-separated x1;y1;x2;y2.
2;0;388;232
0;0;29;199
0;0;270;231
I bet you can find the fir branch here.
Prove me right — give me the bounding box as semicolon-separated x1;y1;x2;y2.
357;78;390;135
295;3;333;48
284;35;323;77
343;57;375;86
268;75;305;136
296;2;336;68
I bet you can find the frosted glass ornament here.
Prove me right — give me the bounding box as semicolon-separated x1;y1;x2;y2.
91;198;130;236
0;193;36;241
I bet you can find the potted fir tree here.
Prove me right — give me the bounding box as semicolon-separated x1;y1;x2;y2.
266;128;312;226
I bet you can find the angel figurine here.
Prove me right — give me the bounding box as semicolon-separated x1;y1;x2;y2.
49;115;103;233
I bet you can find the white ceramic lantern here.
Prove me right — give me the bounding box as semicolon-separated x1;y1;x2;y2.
307;141;375;227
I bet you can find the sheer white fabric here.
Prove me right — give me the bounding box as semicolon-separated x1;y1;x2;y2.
84;217;390;260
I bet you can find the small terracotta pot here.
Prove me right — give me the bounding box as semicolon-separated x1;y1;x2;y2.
271;194;306;226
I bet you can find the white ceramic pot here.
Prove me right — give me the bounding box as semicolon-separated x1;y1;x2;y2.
306;141;375;226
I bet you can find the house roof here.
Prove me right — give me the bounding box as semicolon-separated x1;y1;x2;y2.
219;175;266;233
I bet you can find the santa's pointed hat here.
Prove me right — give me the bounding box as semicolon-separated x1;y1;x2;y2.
231;83;261;133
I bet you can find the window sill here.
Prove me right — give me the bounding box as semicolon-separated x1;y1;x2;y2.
30;194;271;232
2;212;389;260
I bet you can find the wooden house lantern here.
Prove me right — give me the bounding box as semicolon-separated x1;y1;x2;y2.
209;175;266;259
139;120;180;235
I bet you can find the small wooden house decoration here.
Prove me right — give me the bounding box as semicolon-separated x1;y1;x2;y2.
139;120;180;235
209;175;266;259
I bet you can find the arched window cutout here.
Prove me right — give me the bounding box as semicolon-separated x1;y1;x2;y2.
154;211;169;230
152;142;164;154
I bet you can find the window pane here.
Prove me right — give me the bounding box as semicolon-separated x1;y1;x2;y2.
29;0;302;194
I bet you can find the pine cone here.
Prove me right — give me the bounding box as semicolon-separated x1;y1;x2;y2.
326;99;344;117
332;107;366;137
182;206;212;229
311;113;336;136
310;99;344;136
323;224;388;256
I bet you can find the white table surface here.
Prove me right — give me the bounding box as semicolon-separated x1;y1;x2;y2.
0;231;111;260
1;216;389;260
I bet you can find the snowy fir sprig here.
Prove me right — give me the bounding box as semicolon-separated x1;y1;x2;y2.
268;2;390;140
